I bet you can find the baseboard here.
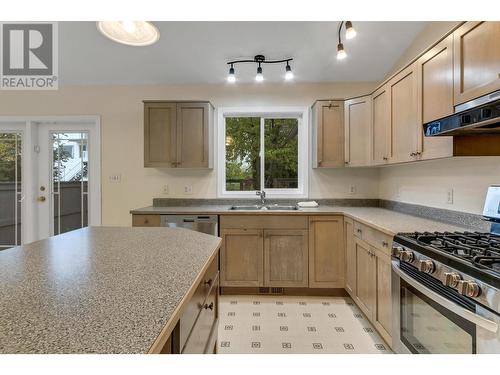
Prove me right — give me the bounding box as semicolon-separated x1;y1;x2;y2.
220;287;348;297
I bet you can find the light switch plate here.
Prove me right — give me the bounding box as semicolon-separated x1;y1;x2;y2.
162;184;169;195
184;185;193;195
109;174;121;183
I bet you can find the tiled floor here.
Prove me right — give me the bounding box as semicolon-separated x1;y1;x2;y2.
217;295;392;354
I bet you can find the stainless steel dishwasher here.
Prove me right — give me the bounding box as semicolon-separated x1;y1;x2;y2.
160;215;218;236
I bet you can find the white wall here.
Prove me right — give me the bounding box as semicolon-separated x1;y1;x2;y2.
0;82;379;226
379;158;500;214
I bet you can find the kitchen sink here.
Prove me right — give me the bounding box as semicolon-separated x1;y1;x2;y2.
229;205;263;210
265;205;299;211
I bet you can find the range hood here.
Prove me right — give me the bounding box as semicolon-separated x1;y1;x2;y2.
424;91;500;136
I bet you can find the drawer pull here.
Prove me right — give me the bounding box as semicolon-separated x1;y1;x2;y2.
203;302;214;310
357;229;362;234
144;219;149;224
382;241;389;247
204;279;212;287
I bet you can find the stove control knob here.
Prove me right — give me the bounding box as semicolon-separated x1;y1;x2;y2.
459;281;481;298
444;272;462;288
418;259;435;274
400;250;415;263
392;246;404;258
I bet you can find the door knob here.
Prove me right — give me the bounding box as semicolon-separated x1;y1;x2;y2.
37;196;46;202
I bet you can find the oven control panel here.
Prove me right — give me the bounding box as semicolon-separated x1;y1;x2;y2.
391;243;496;304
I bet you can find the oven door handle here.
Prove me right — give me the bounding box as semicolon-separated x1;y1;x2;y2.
392;261;499;333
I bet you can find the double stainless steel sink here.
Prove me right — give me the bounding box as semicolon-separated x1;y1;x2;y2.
229;204;299;211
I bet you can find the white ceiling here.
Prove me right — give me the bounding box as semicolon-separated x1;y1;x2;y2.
58;21;428;85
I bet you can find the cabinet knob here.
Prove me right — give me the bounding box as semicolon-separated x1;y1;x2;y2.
144;219;149;224
204;279;212;287
204;302;214;310
382;156;388;161
382;241;388;247
357;228;362;233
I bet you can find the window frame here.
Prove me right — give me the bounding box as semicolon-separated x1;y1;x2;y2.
217;106;309;198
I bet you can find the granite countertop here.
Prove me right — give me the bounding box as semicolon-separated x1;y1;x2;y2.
0;226;221;354
131;205;472;235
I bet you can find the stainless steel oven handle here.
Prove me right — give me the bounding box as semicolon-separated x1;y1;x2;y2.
392;261;498;333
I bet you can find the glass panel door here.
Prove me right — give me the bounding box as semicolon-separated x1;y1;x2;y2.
400;278;476;354
51;132;89;235
0;132;22;250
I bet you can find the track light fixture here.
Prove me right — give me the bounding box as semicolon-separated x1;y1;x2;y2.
337;21;357;60
226;55;293;83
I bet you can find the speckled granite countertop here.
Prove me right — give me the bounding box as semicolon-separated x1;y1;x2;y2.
0;227;221;354
131;205;472;235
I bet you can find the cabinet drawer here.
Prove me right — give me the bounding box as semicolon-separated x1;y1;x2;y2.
179;255;218;351
353;221;392;255
220;215;308;230
182;275;219;354
132;214;161;227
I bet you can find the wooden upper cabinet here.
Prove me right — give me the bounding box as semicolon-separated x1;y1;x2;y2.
312;100;344;168
144;101;213;168
220;229;264;287
264;229;309;287
144;102;177;167
388;63;419;164
308;216;345;288
176;102;211;168
344;96;372;167
371;85;390;165
453;21;500;105
416;34;454;161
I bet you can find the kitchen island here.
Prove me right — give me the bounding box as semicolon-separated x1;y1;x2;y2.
0;227;221;354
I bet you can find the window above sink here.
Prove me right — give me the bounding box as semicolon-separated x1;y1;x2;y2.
217;106;309;199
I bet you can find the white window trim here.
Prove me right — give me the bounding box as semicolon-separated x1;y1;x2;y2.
217;106;309;199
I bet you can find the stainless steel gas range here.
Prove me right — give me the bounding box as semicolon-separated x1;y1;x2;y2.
391;186;500;354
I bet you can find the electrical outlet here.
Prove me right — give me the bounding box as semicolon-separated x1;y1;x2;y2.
162;184;169;195
396;187;401;199
109;174;121;183
446;188;454;204
348;185;356;195
184;185;193;195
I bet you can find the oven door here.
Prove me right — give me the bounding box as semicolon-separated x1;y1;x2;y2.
392;260;500;354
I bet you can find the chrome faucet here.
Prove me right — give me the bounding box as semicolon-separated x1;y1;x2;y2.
256;190;266;205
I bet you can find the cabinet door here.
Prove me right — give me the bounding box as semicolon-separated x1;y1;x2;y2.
176;102;210;168
389;64;419;164
144;102;177;167
264;229;309;287
344;217;356;297
355;238;376;320
314;101;344;168
416;34;454;160
308;216;344;288
371;86;390;165
374;249;392;347
344;96;372;167
220;229;264;287
453;21;500;105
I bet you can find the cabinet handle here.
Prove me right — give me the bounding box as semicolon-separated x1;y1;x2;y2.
382;241;388;247
382;156;388;161
357;228;362;234
410;152;416;156
144;219;149;224
204;302;214;310
171;162;177;167
416;151;422;156
204;279;212;287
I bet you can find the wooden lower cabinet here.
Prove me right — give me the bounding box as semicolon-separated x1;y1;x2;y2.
354;238;376;319
344;217;356;296
373;249;393;346
308;216;345;288
264;229;309;287
220;229;264;287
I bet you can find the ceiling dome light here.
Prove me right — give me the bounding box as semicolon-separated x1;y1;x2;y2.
97;21;160;46
285;63;294;80
255;65;264;82
345;21;357;40
227;65;236;83
337;43;347;60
